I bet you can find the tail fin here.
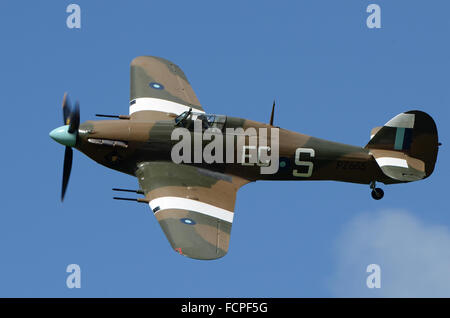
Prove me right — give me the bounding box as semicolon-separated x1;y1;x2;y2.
366;110;439;183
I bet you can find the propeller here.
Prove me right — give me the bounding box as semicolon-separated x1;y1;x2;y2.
61;146;73;201
62;93;80;134
51;93;80;201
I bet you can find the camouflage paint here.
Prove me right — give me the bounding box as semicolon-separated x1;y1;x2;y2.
54;56;439;260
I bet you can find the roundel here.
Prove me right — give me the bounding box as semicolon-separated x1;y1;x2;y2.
149;82;164;90
180;218;196;225
279;157;290;169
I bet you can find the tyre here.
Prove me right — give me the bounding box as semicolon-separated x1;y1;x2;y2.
371;188;384;200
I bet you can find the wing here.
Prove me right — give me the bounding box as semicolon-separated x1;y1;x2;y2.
130;56;204;120
136;162;250;260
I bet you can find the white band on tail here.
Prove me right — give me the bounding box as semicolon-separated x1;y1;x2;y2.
375;157;408;168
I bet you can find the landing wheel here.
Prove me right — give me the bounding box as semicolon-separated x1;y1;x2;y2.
371;188;384;200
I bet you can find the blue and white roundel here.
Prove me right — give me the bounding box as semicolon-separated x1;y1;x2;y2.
180;218;196;225
149;82;164;90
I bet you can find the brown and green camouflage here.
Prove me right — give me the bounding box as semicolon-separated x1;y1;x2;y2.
50;56;440;260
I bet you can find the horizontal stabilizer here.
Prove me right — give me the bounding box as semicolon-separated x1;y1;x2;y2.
371;149;426;182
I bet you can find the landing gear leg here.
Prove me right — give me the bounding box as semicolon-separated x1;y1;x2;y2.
370;181;384;200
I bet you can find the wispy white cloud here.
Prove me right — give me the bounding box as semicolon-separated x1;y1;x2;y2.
330;210;450;297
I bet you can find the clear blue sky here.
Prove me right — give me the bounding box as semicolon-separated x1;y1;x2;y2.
0;1;449;297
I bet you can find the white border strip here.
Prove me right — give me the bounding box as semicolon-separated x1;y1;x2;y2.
150;196;234;223
375;157;408;168
130;97;204;115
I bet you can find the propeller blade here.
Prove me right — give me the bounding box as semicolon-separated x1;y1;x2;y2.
62;93;72;125
68;101;80;134
61;146;73;201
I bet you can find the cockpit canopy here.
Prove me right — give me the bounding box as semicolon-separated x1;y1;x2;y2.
175;110;226;130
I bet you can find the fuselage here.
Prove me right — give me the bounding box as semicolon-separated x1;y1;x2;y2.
75;115;384;185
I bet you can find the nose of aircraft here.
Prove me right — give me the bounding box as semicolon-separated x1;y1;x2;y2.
49;125;77;147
